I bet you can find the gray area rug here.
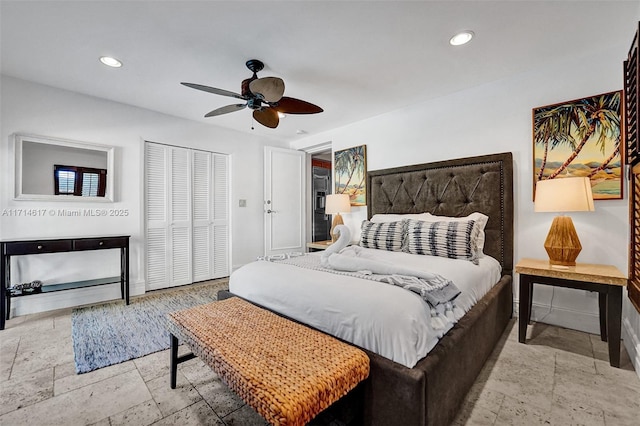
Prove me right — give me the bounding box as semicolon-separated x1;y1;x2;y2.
71;280;228;374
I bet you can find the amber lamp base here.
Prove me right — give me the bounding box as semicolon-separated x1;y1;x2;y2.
330;213;344;243
544;215;582;267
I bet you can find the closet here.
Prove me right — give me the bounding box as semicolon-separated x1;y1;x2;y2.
145;141;229;290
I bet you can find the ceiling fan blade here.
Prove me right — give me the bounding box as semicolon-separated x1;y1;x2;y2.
181;82;246;100
249;77;285;102
204;103;247;117
273;97;323;114
253;108;280;128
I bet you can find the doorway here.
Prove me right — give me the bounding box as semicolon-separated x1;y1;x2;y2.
310;149;332;242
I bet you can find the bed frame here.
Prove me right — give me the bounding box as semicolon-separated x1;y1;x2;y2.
360;152;513;425
222;152;514;425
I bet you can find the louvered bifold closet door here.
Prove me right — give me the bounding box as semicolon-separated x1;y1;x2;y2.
169;147;193;287
145;142;192;290
192;150;213;282
212;154;230;277
146;142;230;290
145;143;169;289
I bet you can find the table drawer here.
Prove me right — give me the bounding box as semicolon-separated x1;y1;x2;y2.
73;237;128;251
5;240;73;255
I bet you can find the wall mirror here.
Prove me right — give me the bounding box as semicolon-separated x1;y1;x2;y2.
14;134;115;202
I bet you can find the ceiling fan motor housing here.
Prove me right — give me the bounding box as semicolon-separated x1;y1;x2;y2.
246;97;262;110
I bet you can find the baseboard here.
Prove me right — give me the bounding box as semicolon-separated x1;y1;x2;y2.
622;317;640;380
514;300;600;335
131;279;146;296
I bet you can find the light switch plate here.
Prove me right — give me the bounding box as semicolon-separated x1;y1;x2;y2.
239;199;247;207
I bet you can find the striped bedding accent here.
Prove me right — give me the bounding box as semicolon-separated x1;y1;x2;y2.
359;220;404;251
404;219;480;264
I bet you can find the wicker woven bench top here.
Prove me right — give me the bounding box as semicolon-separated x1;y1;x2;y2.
167;297;370;426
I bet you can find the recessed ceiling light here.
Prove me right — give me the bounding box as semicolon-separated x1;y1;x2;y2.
296;129;307;135
99;56;122;68
449;31;474;46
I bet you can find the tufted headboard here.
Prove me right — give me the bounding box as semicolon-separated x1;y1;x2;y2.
367;152;514;273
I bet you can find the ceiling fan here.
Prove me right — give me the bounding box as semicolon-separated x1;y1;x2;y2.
181;59;323;129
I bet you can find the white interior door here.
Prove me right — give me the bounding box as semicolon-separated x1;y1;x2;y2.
264;146;305;256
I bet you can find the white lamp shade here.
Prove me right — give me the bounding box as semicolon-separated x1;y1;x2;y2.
325;193;351;214
534;177;595;213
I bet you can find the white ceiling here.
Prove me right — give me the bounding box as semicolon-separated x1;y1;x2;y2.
1;1;639;142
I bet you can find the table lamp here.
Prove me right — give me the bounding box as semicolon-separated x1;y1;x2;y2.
534;177;595;267
325;194;351;243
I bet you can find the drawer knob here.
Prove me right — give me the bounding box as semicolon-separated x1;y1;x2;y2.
99;241;104;246
37;245;43;250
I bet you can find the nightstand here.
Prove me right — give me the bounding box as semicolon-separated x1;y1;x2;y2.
306;240;332;252
515;258;627;367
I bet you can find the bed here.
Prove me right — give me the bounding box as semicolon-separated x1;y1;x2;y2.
222;152;514;425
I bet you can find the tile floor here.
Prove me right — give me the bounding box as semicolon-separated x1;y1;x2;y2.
1;286;639;426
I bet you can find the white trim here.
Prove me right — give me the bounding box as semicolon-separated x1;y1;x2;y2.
622;317;640;379
13;133;115;202
514;300;600;335
301;141;332;155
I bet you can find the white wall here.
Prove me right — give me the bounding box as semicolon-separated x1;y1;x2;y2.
0;76;288;314
292;44;639;375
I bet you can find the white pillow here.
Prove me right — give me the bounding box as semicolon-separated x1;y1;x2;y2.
421;212;489;257
370;213;431;223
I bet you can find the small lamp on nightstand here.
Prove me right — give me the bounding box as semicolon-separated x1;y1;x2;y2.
325;193;351;243
534;177;595;267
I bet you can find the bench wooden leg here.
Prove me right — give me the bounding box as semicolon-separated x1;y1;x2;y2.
170;334;179;389
169;333;197;389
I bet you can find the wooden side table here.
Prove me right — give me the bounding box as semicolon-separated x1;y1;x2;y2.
306;240;333;252
515;258;627;367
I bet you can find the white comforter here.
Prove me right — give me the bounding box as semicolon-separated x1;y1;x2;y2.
229;248;502;368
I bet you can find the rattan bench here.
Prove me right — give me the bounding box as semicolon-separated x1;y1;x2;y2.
167;297;370;426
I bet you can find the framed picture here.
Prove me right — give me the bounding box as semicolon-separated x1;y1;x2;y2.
334;145;367;206
532;90;623;200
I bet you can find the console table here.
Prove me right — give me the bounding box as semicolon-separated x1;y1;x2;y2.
1;235;130;330
516;258;627;367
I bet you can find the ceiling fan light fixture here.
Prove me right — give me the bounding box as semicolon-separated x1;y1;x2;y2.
278;112;286;119
449;31;474;46
99;56;123;68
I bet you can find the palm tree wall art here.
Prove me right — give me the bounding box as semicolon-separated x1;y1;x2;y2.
533;91;623;200
334;145;367;206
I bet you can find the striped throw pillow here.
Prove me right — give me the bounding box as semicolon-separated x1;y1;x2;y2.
404;219;480;264
360;220;404;251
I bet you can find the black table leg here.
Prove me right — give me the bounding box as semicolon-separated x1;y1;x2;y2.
598;292;607;341
1;249;7;330
124;242;129;305
120;243;130;305
606;287;622;368
170;334;179;389
519;274;532;343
